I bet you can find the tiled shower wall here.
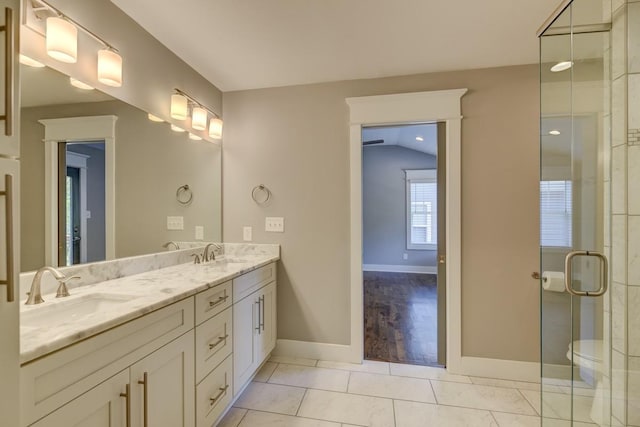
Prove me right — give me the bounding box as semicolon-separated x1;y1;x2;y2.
611;1;640;425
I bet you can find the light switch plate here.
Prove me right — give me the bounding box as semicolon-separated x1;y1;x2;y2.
243;226;253;241
167;216;184;230
265;217;284;232
195;226;204;240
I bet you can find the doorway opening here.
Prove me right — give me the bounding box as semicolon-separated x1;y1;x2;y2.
57;141;107;266
362;122;446;366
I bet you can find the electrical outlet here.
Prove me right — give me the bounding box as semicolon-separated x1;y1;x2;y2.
167;216;184;230
243;226;253;241
403;253;408;260
265;217;284;232
195;226;204;240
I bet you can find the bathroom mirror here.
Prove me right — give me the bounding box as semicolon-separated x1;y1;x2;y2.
19;64;222;272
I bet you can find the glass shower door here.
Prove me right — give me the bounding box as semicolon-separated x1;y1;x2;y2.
540;0;612;425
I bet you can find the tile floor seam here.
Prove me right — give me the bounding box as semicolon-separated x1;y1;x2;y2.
428;379;439;405
235;408;249;427
295;387;309;416
244;408;350;426
488;410;500;426
516;387;539;415
391;399;398;427
266;362;278;382
346;371;352;392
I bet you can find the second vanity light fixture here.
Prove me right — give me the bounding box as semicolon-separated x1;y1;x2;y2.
171;89;223;140
31;0;123;87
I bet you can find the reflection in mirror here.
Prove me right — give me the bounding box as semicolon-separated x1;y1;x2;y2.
20;64;222;272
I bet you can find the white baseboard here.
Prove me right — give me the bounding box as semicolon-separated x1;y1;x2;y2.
449;356;540;383
363;264;437;274
273;339;356;363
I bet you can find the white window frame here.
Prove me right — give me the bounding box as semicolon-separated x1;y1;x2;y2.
406;169;437;250
540;179;573;249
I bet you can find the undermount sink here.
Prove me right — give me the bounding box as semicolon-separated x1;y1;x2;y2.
21;293;137;328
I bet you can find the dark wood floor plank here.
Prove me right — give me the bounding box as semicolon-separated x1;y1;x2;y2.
363;271;439;366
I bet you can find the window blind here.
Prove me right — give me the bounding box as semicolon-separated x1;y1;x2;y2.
540;180;572;247
406;169;437;249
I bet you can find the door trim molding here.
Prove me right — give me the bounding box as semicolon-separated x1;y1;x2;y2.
39;115;117;266
65;151;89;264
346;89;467;371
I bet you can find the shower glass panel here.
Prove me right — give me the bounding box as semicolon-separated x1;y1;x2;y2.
540;0;612;425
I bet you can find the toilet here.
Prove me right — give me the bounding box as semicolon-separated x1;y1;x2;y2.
567;339;604;425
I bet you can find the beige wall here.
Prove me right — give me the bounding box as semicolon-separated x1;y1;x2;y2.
223;64;541;362
21;100;222;272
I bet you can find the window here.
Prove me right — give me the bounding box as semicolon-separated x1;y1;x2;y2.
540;180;573;247
406;169;437;250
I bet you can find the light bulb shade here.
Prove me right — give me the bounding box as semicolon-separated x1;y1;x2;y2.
98;49;123;87
147;113;164;122
208;118;223;139
171;94;188;120
189;133;202;141
171;125;186;133
46;17;78;63
192;107;207;131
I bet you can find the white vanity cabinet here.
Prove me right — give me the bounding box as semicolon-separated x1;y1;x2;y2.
21;261;277;427
233;263;277;395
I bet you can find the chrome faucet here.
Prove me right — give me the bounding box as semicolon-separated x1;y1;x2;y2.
163;241;180;250
25;266;66;305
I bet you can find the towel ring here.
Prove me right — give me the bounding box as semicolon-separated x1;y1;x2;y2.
251;184;272;205
176;184;193;205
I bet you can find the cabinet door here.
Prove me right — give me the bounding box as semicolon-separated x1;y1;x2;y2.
31;370;128;427
130;332;195;427
257;281;277;363
233;293;260;395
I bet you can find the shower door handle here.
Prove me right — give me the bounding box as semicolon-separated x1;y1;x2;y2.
564;250;608;297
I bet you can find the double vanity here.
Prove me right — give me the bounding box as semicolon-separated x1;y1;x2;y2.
18;244;279;427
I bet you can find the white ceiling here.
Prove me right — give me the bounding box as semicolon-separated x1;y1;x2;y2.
362;124;437;156
110;0;560;92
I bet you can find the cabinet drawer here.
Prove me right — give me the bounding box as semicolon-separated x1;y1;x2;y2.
195;280;232;325
233;262;276;303
21;298;194;426
195;307;232;383
196;355;233;427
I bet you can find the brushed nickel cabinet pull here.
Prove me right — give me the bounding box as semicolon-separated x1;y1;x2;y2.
137;372;148;427
260;295;265;331
208;334;229;350
209;294;228;308
0;8;13;136
255;299;261;334
209;385;229;406
120;384;131;427
0;175;13;302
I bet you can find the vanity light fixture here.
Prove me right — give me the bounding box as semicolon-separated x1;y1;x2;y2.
97;49;122;87
19;54;45;68
549;130;561;136
171;125;186;133
208;118;223;139
188;133;202;141
69;77;94;90
147;114;164;123
415;136;424;142
191;107;207;131
173;88;223;138
550;61;573;72
171;94;188;120
46;16;77;63
33;0;123;86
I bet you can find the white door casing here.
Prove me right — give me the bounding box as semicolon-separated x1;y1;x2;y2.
346;89;466;371
39;115;117;266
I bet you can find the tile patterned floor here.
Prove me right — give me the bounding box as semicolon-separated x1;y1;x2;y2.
217;357;600;427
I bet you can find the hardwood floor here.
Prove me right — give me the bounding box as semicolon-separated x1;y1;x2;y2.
364;271;439;366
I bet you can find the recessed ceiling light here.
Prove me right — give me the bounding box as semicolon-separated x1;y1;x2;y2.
550;61;573;72
69;78;94;90
549;130;561;136
19;54;45;68
171;125;186;133
188;133;202;141
147;114;164;123
416;136;424;141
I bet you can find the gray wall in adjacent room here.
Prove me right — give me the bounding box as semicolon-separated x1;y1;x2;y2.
362;145;437;268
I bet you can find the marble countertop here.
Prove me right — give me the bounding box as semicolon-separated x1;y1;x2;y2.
20;253;279;365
